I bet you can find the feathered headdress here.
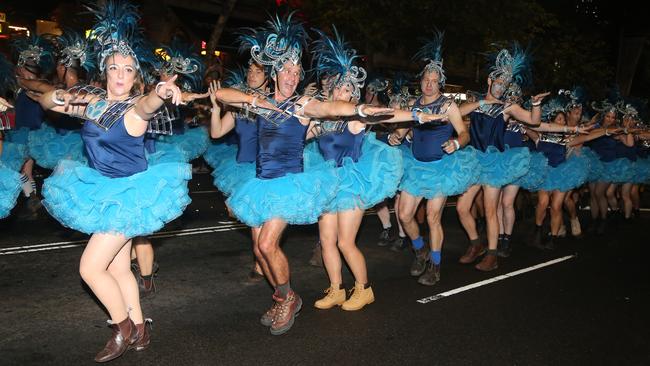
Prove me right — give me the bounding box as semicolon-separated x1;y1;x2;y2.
223;65;248;90
541;97;566;122
57;29;96;72
311;26;366;100
558;86;586;110
86;0;151;73
250;12;308;78
413;30;446;86
366;77;388;95
388;72;413;109
159;37;205;92
591;86;622;115
0;54;16;96
488;43;532;88
11;35;55;75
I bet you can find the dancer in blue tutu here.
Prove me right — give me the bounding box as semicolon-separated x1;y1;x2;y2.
211;13;398;335
0;96;22;219
151;37;209;163
21;30;95;170
527;100;592;249
34;1;192;361
456;44;548;271
10;35;55;212
389;31;477;286
204;27;271;282
583;98;633;234
308;27;444;308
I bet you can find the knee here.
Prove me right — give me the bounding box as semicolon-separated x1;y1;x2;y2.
79;261;97;283
258;238;278;256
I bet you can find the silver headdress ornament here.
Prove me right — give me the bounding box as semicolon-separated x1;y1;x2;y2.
558;86;586;110
413;30;446;87
366;78;389;95
250;12;308;79
541;97;566;122
159;38;204;92
57;30;95;72
488;43;531;88
388;73;413;110
312;26;367;100
11;35;55;73
618;103;639;119
590;100;619;115
504;83;522;103
86;0;146;73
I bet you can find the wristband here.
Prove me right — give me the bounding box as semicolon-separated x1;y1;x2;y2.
51;90;65;106
563;126;568;133
155;82;167;99
355;104;368;118
479;100;486;109
532;100;541;107
605;128;610;136
251;96;258;108
453;139;460;150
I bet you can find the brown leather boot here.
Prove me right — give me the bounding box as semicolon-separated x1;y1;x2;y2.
475;251;498;272
459;242;486;264
94;317;137;363
129;319;152;352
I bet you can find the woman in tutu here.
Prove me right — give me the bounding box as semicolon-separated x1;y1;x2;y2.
35;1;191;362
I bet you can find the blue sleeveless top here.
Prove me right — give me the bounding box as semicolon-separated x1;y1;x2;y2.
504;121;526;148
82;116;147;178
234;115;258;163
587;136;618;162
469;104;506;152
615;140;637;161
15;91;45;130
317;121;364;167
256;99;308;179
537;131;570;167
412;96;454;162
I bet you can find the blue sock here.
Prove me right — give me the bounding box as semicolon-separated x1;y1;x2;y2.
430;251;441;265
411;237;424;250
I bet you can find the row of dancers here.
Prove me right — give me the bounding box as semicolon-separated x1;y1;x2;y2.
1;2;650;363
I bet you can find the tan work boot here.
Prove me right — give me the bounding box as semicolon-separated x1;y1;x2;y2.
341;282;375;311
314;284;346;309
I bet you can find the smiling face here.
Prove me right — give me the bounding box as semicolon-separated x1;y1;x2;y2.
274;61;301;99
104;53;138;99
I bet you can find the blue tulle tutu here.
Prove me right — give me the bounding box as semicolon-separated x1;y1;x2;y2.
0;163;21;219
581;147;605;183
5;127;31;145
600;158;636;183
539;150;590;192
325;132;403;212
203;142;256;196
226;160;338;227
631;157;650;184
0;141;28;172
145;142;187;165
476;146;531;188
303;140;325;169
27;124;87;169
42;160;192;238
399;145;479;199
157;126;209;162
512;151;548;191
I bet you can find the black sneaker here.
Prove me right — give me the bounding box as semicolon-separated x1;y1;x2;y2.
389;236;408;252
377;228;391;247
417;261;440;286
410;246;430;276
497;238;512;258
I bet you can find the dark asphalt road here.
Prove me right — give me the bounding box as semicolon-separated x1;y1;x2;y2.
1;169;649;366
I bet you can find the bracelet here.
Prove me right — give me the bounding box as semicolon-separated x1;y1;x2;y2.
563;126;568;133
532;100;541;107
574;126;579;133
605;128;610;136
453;139;460;150
479;100;486;109
51;90;65;106
624;127;629;134
155;82;167;99
251;96;258;108
356;104;368;118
